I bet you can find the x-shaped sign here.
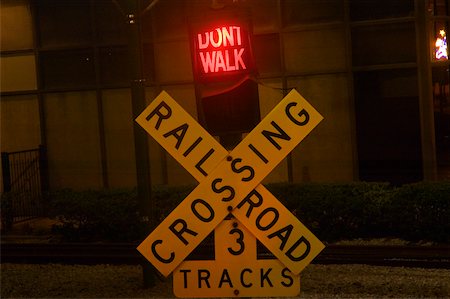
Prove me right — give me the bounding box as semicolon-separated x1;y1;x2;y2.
136;90;325;277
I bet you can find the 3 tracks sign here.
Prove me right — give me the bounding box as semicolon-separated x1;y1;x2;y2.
136;90;325;297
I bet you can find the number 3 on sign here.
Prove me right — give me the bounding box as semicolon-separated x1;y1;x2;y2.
173;216;300;298
228;227;245;256
217;216;255;260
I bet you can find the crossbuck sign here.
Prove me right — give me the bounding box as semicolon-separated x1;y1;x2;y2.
136;90;325;297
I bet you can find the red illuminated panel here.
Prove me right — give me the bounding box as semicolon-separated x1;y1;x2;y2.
197;26;247;73
190;13;255;82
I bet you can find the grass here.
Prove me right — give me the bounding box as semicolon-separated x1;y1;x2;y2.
1;263;449;298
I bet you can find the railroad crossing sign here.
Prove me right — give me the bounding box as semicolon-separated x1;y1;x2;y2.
136;89;325;296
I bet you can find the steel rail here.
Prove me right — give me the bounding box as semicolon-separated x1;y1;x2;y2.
1;243;449;269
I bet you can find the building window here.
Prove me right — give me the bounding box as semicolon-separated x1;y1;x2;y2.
432;67;450;180
40;49;96;89
352;22;416;67
429;0;450;179
350;0;415;21
354;69;423;185
284;28;346;74
430;0;449;62
0;54;37;92
428;0;450;16
99;47;130;86
32;0;141;91
0;0;34;51
252;34;282;76
36;0;93;48
282;0;343;27
248;0;279;33
93;1;128;45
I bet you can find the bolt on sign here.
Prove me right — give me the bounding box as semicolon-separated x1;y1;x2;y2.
136;90;325;297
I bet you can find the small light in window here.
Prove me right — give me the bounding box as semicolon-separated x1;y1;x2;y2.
435;29;448;60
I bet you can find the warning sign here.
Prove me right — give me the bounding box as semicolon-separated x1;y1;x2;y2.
136;89;324;296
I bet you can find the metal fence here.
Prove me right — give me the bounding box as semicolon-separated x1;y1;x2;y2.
1;146;48;225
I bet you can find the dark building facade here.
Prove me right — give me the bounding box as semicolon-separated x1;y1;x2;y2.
1;0;449;192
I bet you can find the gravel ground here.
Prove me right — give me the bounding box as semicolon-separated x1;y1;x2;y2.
1;263;449;298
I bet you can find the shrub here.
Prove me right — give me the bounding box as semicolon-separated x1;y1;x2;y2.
48;186;194;242
47;182;450;244
267;181;450;243
387;182;450;243
49;189;143;242
266;182;392;242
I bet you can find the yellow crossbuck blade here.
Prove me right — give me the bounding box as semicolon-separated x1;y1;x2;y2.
136;90;325;277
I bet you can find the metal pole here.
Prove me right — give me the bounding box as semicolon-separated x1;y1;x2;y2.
126;0;156;288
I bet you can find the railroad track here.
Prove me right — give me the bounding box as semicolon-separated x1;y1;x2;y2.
1;243;449;269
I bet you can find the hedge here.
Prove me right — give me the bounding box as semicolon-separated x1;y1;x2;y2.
11;181;448;243
44;185;195;242
266;182;450;243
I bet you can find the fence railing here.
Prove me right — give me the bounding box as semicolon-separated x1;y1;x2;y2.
1;146;48;226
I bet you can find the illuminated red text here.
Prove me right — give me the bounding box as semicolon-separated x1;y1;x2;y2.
196;26;247;74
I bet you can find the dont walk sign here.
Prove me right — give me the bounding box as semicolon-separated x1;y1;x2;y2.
135;89;325;297
189;10;255;83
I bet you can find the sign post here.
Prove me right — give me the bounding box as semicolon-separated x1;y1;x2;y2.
136;90;324;297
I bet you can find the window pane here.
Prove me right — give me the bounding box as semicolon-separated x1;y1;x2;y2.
101;89;136;188
287;74;354;182
154;41;193;82
94;1;128;45
152;0;187;40
428;0;450;16
253;34;282;75
44;91;102;189
354;69;422;184
36;0;92;48
143;44;155;82
282;0;344;27
283;29;346;73
141;9;153;43
0;54;37;92
0;0;34;51
432;66;450;180
99;47;130;86
40;49;96;89
0;95;41;152
352;22;416;66
350;0;415;21
248;0;279;33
